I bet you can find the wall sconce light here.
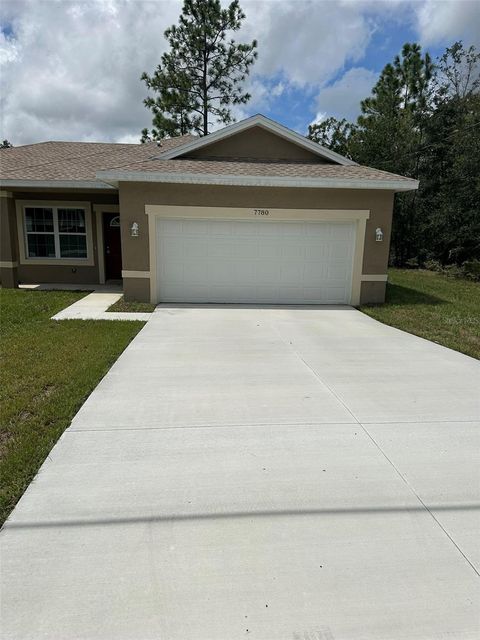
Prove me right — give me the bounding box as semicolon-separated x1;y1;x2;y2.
130;222;139;237
375;227;384;242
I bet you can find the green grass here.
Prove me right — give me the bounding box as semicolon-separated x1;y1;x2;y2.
0;288;145;525
360;269;480;360
107;296;156;313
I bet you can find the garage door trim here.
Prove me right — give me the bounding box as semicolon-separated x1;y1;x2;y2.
146;206;370;305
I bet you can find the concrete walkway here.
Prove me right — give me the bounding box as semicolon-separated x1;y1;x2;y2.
1;305;479;639
51;290;152;321
18;283;152;321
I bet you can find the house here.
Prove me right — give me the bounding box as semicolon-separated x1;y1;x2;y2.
0;114;418;305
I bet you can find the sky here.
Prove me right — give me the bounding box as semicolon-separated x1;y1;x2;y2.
1;0;479;145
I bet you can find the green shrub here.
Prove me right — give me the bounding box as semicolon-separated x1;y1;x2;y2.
442;264;464;278
424;259;442;272
422;259;480;282
462;259;480;282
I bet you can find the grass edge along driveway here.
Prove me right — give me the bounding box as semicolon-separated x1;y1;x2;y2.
360;268;480;360
0;288;145;525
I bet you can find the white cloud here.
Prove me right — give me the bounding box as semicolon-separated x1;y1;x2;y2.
0;0;378;144
313;67;379;123
416;0;480;46
243;0;373;87
1;0;478;146
0;0;182;144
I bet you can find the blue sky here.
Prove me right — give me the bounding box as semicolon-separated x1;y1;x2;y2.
1;0;479;144
258;6;459;132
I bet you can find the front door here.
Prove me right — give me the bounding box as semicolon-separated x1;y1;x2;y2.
103;212;122;280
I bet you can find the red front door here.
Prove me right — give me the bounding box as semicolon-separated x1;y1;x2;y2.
103;212;122;280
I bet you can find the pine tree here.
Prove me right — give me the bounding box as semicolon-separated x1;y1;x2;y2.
307;118;357;159
353;44;434;265
141;0;257;140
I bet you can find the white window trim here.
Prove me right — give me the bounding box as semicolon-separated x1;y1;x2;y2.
145;205;370;306
16;200;94;266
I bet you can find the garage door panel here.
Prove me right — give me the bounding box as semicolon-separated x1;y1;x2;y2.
305;241;329;260
280;262;305;284
280;223;305;238
206;261;234;284
183;262;208;281
160;238;185;260
181;237;208;257
181;219;210;235
234;242;259;260
232;263;257;282
328;263;352;279
208;239;237;259
281;244;306;260
303;262;327;282
254;262;280;284
323;287;350;303
210;221;236;236
261;239;283;259
156;218;355;304
160;261;184;282
331;224;353;240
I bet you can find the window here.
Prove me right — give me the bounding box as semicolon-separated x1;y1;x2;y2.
24;206;88;259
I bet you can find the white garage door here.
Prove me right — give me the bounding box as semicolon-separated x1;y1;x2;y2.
156;218;355;304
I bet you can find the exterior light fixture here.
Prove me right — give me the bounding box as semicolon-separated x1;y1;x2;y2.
131;222;139;237
375;227;384;242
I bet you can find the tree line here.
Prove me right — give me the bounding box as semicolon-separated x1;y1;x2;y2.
308;42;480;275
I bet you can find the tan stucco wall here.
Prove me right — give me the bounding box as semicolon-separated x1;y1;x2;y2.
17;264;99;284
119;182;394;303
187;126;327;162
2;184;394;302
1;195;18;262
123;277;150;302
0;193;19;286
5;190;118;285
360;281;387;305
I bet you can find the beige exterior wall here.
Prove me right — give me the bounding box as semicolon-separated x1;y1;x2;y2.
2;183;394;303
187;126;327;161
5;190;118;285
123;277;150;302
0;192;19;287
360;281;387;305
119;182;394;304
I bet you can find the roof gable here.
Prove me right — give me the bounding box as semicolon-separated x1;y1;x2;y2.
156;114;357;166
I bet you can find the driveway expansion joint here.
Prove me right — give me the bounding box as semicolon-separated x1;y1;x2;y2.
360;420;480;578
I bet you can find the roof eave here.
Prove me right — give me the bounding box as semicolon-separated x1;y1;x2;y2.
0;179;116;190
156;114;358;167
96;170;419;192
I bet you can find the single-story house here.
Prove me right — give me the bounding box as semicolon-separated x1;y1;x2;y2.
0;114;418;305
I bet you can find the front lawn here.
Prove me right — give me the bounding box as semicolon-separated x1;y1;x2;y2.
360;269;480;360
107;295;156;313
0;289;145;525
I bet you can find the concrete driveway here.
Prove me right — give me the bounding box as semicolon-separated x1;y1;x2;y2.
2;305;479;639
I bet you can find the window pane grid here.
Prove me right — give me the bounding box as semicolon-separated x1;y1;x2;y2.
25;207;54;232
59;234;87;258
27;234;56;258
58;208;86;233
24;206;88;260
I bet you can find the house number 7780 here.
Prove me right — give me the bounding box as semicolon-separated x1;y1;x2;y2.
254;209;270;216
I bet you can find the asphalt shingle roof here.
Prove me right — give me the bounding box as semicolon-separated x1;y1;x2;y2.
106;156;413;183
0;136;195;181
0;136;414;185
